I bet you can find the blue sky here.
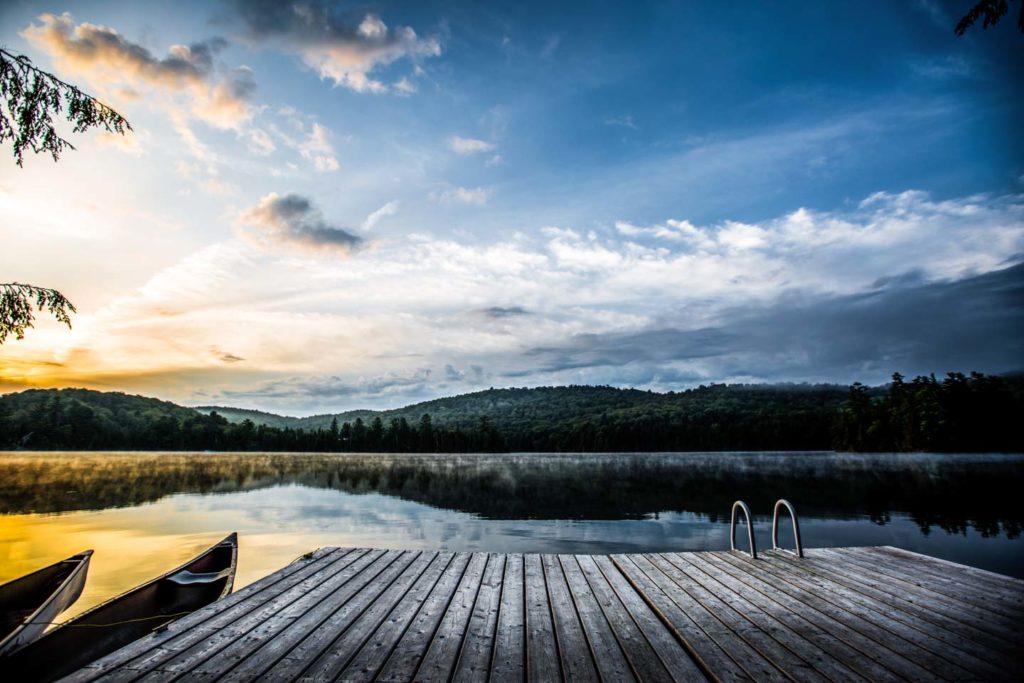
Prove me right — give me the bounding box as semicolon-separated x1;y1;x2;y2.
1;0;1021;413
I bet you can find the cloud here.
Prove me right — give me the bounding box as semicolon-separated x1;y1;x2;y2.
440;187;491;205
10;190;1021;411
22;13;255;128
298;123;339;171
239;193;363;254
448;136;495;155
478;306;529;318
362;201;399;230
230;1;440;94
521;263;1024;385
220;369;433;401
605;115;638;130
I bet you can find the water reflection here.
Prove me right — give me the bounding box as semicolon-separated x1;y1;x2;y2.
0;451;1021;618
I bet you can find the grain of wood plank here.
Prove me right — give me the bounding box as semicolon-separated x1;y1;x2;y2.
591;555;707;683
690;552;912;683
156;549;405;682
873;545;1024;588
746;552;996;680
451;553;505;682
523;552;561;682
644;554;829;683
125;549;387;683
412;552;489;683
574;555;675;683
711;552;947;682
828;547;1024;620
802;548;1019;655
335;552;456;682
281;551;439;682
611;554;758;683
626;554;788;683
770;550;1021;667
665;553;868;683
488;554;525;683
559;555;636;682
65;548;348;683
63;546;1024;683
542;554;599;682
375;552;473;682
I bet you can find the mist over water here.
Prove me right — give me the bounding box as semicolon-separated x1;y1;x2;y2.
1;451;1021;619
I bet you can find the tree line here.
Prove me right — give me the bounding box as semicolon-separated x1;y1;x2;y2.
0;373;1020;453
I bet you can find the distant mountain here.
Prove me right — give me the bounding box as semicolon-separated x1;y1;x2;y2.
196;383;849;433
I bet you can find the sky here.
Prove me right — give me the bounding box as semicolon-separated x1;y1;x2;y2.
0;0;1022;415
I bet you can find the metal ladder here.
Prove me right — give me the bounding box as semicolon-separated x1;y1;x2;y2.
729;498;804;559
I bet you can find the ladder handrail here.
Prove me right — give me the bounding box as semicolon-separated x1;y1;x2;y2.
730;500;757;559
771;498;803;557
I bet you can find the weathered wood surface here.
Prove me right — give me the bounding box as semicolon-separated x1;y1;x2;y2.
62;547;1024;682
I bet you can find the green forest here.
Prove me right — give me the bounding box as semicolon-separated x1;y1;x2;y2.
0;372;1021;453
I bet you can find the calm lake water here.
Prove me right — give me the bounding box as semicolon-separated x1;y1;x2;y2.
1;451;1021;620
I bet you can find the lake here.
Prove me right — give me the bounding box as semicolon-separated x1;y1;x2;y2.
1;450;1021;620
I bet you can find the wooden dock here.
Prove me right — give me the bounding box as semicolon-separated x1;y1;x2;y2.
63;546;1023;682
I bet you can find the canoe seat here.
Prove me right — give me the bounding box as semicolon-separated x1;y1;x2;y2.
165;568;232;586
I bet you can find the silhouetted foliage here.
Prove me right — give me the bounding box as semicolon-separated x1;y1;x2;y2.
0;48;131;166
1;49;132;343
955;0;1024;35
3;376;1020;453
0;283;76;343
834;372;1023;452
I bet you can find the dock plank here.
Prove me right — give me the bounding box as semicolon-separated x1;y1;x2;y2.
691;552;914;682
65;548;350;683
749;551;1004;680
575;555;675;683
560;554;636;682
644;553;829;683
65;546;1024;683
523;552;561;682
664;553;866;683
488;554;525;683
591;555;707;682
412;552;488;682
542;554;599;682
284;550;440;682
374;552;472;682
336;552;456;682
452;553;505;681
802;548;1019;655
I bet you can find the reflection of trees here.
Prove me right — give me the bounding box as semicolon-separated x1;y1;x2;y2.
0;453;1020;538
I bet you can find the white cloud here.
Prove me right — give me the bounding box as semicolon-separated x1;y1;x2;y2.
362;201;399;230
448;136;496;155
11;190;1021;411
440;187;491;205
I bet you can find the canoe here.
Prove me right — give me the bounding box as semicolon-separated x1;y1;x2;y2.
4;532;237;682
0;550;93;656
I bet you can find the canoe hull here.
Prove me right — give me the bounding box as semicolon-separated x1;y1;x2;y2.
0;550;92;656
3;533;237;682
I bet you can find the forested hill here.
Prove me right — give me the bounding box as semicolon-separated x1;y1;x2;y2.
196;383;849;439
2;374;1021;452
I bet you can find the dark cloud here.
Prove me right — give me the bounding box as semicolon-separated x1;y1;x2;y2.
519;263;1024;385
227;0;440;93
221;369;432;401
478;306;529;318
240;192;363;253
